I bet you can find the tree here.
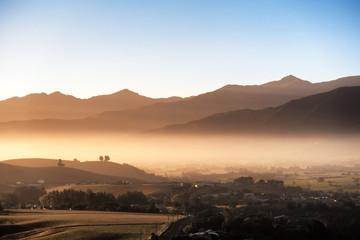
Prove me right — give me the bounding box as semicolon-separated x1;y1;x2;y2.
57;159;65;167
317;177;325;182
267;179;284;187
5;186;46;208
99;156;104;161
104;155;110;162
234;176;254;185
117;191;148;206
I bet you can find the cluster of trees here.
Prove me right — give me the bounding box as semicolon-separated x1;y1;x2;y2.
57;155;111;166
39;189;159;212
99;155;110;162
2;186;46;208
233;176;284;187
172;203;360;240
2;186;158;213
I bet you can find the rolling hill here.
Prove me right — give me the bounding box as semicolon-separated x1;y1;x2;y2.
0;162;136;185
154;86;360;134
0;75;359;132
2;159;166;183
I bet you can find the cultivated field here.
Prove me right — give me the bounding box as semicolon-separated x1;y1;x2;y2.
0;209;170;240
283;172;360;192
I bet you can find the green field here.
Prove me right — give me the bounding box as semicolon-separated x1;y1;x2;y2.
0;209;170;240
283;172;360;193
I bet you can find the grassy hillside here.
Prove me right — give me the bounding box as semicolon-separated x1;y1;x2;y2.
0;162;140;185
2;158;166;183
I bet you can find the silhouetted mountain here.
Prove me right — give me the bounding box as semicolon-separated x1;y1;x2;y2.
155;87;360;134
0;89;182;122
0;75;359;132
2;158;165;183
0;162;141;185
78;75;360;131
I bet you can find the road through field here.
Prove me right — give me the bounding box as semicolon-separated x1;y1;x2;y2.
159;217;192;240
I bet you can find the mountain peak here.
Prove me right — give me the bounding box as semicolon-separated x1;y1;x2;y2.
49;91;65;96
263;75;312;88
115;89;139;95
281;74;300;81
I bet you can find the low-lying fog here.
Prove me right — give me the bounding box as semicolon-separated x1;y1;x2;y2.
1;133;359;173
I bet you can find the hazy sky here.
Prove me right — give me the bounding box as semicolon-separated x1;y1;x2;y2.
0;0;359;100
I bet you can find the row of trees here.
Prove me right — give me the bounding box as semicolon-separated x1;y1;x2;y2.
57;155;111;167
39;189;158;212
2;186;46;208
2;187;158;213
233;176;284;188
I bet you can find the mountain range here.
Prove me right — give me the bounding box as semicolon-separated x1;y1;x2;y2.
155;87;360;134
0;89;182;122
0;75;359;133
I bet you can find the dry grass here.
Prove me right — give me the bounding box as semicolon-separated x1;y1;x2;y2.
0;209;170;240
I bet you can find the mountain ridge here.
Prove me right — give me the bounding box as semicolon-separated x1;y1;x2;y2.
0;89;183;122
153;86;360;135
0;75;359;132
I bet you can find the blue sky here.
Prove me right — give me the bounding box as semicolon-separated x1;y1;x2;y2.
0;0;359;99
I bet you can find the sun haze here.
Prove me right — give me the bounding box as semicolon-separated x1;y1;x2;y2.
0;0;359;100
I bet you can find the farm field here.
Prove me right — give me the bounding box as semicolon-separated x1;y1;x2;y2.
0;209;170;240
282;172;360;192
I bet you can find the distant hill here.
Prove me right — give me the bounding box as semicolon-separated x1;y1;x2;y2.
2;158;165;183
154;87;360;134
0;75;359;132
0;162;135;185
0;89;182;122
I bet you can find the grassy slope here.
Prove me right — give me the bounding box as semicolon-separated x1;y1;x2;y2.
0;162;140;185
2;158;165;183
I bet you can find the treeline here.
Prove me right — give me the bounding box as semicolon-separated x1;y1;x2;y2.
233;176;284;187
2;187;159;213
40;189;158;212
2;186;46;208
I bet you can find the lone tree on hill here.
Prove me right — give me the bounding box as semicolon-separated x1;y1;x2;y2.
57;159;65;167
104;155;110;162
99;156;104;161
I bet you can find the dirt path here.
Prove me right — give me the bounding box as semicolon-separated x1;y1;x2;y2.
159;217;191;240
